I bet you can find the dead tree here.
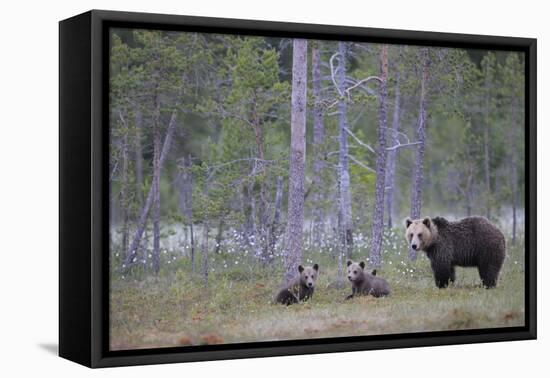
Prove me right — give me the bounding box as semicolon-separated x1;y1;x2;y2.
124;110;178;268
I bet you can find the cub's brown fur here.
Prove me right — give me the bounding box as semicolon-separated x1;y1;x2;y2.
274;264;319;305
346;260;390;299
405;216;506;288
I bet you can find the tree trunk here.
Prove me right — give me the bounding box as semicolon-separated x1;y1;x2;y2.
201;222;210;287
284;38;307;283
336;170;345;286
483;65;492;220
337;42;354;261
119;111;130;259
152;92;161;275
124;110;178;267
242;180;254;247
385;68;401;229
369;45;389;268
134;105;144;208
510;97;519;245
268;176;284;260
202;180;210;287
311;44;326;246
214;219;224;254
178;155;195;270
409;48;430;261
249;91;271;263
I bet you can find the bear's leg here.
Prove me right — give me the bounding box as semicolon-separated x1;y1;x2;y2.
286;294;299;305
346;287;357;300
434;273;451;288
478;264;499;288
431;260;452;288
276;289;299;305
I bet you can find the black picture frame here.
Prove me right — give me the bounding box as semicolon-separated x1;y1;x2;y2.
59;9;537;368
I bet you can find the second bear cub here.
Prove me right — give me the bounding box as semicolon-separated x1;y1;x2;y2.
346;260;390;299
275;264;319;305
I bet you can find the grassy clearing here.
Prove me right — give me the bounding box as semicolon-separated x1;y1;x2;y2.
110;234;525;350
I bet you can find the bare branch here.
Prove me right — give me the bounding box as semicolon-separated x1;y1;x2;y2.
325;56;382;109
109;160;119;183
348;154;375;173
344;127;375;154
329;52;342;96
386;141;422;151
344;76;383;98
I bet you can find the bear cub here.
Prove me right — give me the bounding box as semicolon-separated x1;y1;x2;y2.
405;216;506;288
346;260;391;299
275;264;319;305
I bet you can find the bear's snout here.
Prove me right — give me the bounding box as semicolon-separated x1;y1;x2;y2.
307;282;313;287
411;244;418;250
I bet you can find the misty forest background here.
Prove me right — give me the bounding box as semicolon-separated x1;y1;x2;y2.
109;29;525;349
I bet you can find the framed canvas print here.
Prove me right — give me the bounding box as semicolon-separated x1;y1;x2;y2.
59;10;537;368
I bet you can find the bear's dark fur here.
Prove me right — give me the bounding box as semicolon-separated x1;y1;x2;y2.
274;264;319;305
405;216;506;288
345;260;391;299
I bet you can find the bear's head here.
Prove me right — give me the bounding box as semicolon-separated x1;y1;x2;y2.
298;264;319;288
346;260;366;282
405;217;436;251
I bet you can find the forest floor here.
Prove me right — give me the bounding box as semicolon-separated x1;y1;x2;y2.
109;238;525;350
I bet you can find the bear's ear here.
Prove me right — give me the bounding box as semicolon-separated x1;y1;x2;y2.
359;261;365;269
405;218;412;228
422;217;431;228
346;260;353;267
371;269;377;276
313;263;319;272
298;265;304;273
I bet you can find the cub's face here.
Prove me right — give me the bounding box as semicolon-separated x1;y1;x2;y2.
298;264;319;288
346;260;365;282
405;217;433;251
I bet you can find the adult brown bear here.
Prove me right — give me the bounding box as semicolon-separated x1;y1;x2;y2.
405;216;506;288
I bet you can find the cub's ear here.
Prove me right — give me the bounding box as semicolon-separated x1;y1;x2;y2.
313;263;319;272
422;217;431;228
405;218;412;228
347;260;353;267
298;265;304;273
359;261;366;269
371;269;377;276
